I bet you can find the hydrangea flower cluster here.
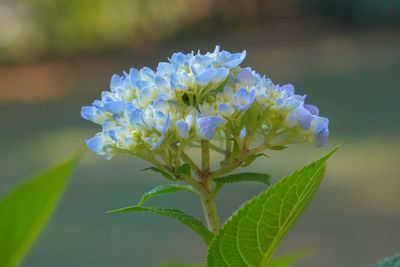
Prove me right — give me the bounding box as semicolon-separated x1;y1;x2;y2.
81;46;329;164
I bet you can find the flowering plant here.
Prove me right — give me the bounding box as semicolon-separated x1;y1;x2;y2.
81;46;335;266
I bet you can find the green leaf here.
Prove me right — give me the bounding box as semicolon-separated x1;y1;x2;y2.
207;148;338;267
108;206;213;245
0;154;80;267
174;163;192;178
214;172;271;185
374;253;400;267
241;153;269;167
137;184;197;206
267;250;309;267
142;166;176;181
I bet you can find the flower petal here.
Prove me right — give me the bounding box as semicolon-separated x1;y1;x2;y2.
195;69;217;85
233;89;256;111
110;74;123;91
305;104;319;116
218;103;235;117
280;84;295;96
103;101;125;114
176;120;189;139
196;116;226;140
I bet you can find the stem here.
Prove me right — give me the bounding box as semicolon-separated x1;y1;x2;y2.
209;142;226;155
172;142;183;168
140;153;168;171
249;137;292;155
249;142;270;155
211;157;245;178
225;130;232;162
199;139;221;233
199;183;221;234
201;140;210;173
190;142;225;155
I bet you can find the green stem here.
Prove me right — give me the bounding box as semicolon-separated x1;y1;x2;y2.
189;142;225;155
225;130;232;162
201;140;210;173
199;139;221;233
211;148;249;178
209;142;226;155
199;183;221;234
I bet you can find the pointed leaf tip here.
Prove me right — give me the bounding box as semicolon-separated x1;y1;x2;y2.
207;149;335;267
0;153;79;267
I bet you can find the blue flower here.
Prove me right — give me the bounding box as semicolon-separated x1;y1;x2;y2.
215;46;246;68
304;104;319;115
195;68;229;85
157;62;175;75
82;45;329;159
286;106;312;130
80;106;107;124
129;108;145;126
110;74;123;92
153;114;171;148
218;103;235;117
176;120;189;139
153;111;170;134
196;116;226;140
315;128;329;147
85;134;115;160
236;68;254;85
103;100;125;114
311;117;329;147
138;87;155;108
233;89;256;111
280;84;295;96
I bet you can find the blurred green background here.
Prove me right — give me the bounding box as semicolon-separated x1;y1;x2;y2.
0;0;399;266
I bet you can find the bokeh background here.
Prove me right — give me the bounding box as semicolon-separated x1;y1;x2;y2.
1;0;399;266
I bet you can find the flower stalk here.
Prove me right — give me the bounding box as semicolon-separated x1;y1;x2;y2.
199;139;221;233
201;140;210;174
199;181;221;234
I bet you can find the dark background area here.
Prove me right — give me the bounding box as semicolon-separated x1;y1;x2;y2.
0;0;399;266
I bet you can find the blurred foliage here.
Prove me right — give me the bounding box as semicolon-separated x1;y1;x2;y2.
0;0;211;61
0;0;400;62
0;154;79;267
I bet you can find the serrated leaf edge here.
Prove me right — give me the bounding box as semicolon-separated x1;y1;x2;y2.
207;147;338;267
